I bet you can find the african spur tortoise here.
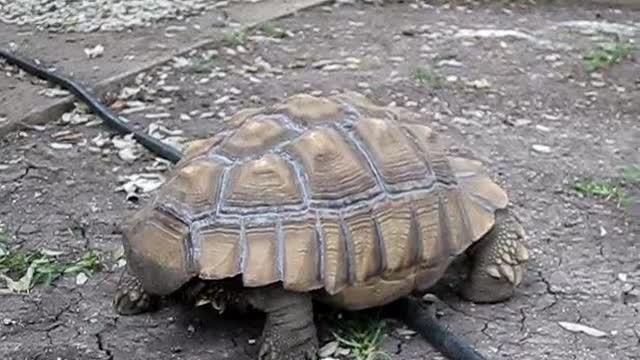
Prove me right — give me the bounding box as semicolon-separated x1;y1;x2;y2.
113;91;530;359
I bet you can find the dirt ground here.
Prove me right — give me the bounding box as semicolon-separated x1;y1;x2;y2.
1;1;639;359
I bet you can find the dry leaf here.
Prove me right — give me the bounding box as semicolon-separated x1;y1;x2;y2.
115;173;166;201
319;341;339;358
558;321;608;338
84;44;105;58
49;142;73;150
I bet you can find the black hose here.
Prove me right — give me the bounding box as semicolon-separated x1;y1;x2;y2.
0;48;184;163
392;297;488;360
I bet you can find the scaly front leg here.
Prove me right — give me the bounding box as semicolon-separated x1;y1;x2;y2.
113;269;156;315
460;208;530;303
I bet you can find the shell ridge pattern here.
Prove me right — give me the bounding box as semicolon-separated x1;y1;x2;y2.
208;153;235;166
281;124;382;209
270;112;306;133
277;150;312;210
276;217;285;281
371;216;389;278
189;221;203;274
314;211;326;285
151;204;194;275
398;126;440;186
454;190;477;250
436;193;454;261
152;199;187;223
408;201;424;265
465;192;502;214
239;217;248;278
401;124;458;186
198;185;460;223
338;211;356;286
349;117;439;194
334;122;389;194
215;166;231;216
313;216;325;286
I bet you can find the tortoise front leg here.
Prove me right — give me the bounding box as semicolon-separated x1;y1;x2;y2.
113;268;156;315
246;285;319;360
460;208;530;303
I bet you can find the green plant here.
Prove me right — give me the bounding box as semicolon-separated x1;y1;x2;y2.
413;65;443;89
0;248;101;293
573;164;640;208
188;58;217;74
260;22;286;38
222;28;252;46
583;40;633;73
0;230;8;243
331;313;391;360
573;178;622;200
622;164;640;183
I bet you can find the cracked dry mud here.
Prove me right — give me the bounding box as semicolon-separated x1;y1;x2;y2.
1;1;639;359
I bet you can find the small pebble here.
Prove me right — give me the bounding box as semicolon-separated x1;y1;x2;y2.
532;144;552;153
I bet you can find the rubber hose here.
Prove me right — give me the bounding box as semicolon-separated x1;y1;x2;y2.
395;297;488;360
0;48;184;163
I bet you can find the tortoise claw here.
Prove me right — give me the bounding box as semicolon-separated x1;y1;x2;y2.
113;272;154;315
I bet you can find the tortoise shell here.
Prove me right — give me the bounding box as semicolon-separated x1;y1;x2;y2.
122;91;509;310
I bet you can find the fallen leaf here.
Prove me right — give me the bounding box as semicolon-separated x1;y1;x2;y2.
41;88;71;97
41;249;64;257
468;79;491;89
75;272;89;286
84;44;105;59
319;341;339;358
49;142;74;150
558;321;608;338
112;134;143;162
115;173;166;201
0;258;48;293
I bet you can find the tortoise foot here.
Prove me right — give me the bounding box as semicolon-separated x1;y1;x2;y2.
113;271;155;315
258;327;318;360
248;286;319;360
461;209;530;303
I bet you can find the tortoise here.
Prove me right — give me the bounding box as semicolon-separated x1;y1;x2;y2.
112;91;529;360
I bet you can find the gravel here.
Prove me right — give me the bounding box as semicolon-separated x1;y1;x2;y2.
0;0;262;33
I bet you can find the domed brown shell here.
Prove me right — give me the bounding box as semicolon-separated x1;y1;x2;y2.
122;91;509;310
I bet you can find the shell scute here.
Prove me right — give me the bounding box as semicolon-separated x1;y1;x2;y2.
220;117;291;158
342;207;384;284
155;158;225;218
372;198;419;280
242;222;280;286
124;208;191;295
285;126;380;203
222;154;304;212
319;213;350;295
198;222;242;280
353;117;435;192
401;123;457;185
271;93;346;126
282;218;322;291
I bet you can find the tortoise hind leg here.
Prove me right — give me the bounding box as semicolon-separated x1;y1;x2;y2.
113;269;156;315
460;208;530;303
246;285;318;360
